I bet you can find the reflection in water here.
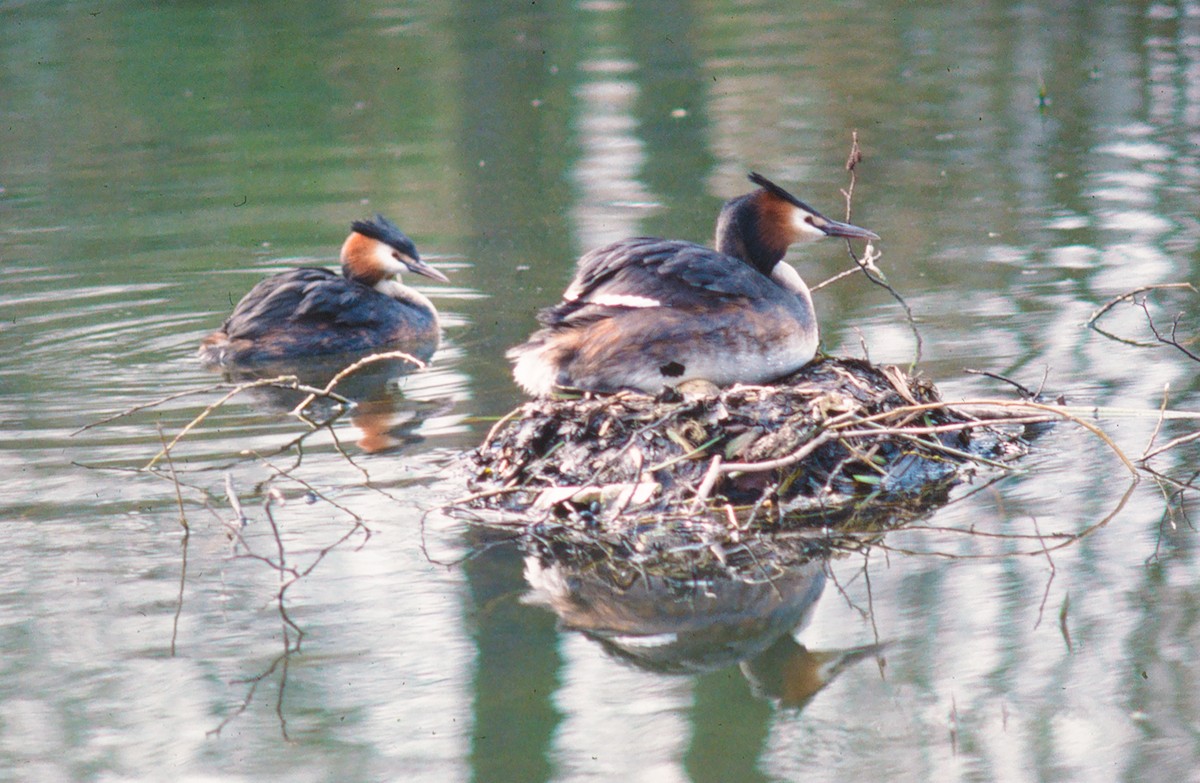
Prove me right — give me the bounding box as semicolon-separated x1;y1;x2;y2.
513;524;889;783
522;531;884;706
451;519;893;783
524;547;827;674
212;349;454;454
572;73;657;248
461;528;560;783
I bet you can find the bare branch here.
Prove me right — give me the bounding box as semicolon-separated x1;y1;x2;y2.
288;350;426;415
1086;282;1196;328
1140;300;1200;363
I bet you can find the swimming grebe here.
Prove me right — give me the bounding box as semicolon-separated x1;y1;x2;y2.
508;173;878;395
199;215;448;366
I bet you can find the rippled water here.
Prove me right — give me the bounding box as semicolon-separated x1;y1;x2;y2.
4;1;1200;780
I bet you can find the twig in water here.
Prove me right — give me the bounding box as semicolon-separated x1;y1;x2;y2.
159;424;189;658
207;650;282;736
1141;384;1171;461
870;478;1138;560
964;368;1039;400
862;549;882;648
275;642;292;741
254;454;372;537
288;350;426;415
850;398;1141;477
1146;476;1182;564
825;558;872;620
72;382;229;436
1086;282;1196;328
144;375;300;469
1086;283;1197;347
1139;300;1200;363
206;645;296;740
1058;593;1072;652
1031;515;1056;631
949;693;959;756
420;508;522;568
225;474;247;527
141;356;412;470
1140;428;1200;464
263;489;290;583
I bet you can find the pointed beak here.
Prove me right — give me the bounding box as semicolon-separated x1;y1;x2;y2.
399;254;450;283
788;197;880;242
818;217;879;241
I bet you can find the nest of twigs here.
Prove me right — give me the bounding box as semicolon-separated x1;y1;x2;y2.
466;357;1028;532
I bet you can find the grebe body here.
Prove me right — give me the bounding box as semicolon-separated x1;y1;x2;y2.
199;215;448;366
509;173;878;395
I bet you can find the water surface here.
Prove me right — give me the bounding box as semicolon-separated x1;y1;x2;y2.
3;1;1200;780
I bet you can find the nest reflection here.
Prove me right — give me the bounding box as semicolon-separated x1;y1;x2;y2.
520;517;890;707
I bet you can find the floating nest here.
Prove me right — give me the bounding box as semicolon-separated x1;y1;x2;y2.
451;357;1040;617
465;357;1029;534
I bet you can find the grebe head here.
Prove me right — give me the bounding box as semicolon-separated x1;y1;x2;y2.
715;173;879;276
340;214;449;287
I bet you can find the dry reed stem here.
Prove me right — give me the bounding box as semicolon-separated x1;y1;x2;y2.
713;398;1140;481
1141;429;1200;464
846;398;1142;475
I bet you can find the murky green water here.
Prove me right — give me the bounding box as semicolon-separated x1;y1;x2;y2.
4;0;1200;780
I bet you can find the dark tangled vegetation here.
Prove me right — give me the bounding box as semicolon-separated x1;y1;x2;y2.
466;357;1032;529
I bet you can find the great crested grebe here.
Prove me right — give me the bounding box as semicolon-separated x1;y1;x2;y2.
508;173;879;395
199;215;448;366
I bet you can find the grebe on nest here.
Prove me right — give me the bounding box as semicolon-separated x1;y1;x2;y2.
508;173;878;395
199;215;448;366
